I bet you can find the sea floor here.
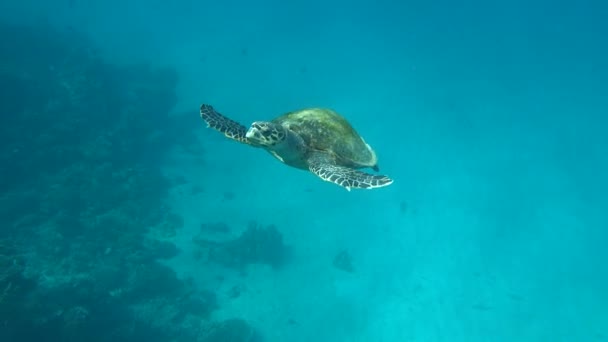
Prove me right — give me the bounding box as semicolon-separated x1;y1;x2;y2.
154;36;607;342
160;133;607;342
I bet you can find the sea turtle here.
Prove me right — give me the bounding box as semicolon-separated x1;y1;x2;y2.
199;104;393;191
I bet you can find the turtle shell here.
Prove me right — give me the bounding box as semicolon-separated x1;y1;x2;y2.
271;108;377;167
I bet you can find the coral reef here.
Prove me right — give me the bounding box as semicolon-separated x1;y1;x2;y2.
200;318;262;342
0;21;226;342
0;239;34;310
333;250;355;273
194;221;290;271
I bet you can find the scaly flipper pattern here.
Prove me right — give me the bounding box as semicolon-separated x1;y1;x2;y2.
308;153;393;191
200;104;249;144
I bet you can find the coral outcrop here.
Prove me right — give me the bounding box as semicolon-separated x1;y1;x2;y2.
0;21;237;342
194;221;290;272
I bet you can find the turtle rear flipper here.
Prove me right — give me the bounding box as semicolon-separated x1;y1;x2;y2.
308;153;393;191
200;104;249;144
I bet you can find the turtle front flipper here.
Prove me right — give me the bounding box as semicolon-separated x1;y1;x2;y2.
308;154;393;191
200;104;249;144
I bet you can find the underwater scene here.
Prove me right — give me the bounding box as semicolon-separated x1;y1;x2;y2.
0;0;606;341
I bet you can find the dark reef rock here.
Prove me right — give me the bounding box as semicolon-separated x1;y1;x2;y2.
143;238;181;260
194;221;290;271
333;250;355;273
199;222;231;234
202;318;262;342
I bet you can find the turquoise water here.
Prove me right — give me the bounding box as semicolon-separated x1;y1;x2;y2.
1;1;606;341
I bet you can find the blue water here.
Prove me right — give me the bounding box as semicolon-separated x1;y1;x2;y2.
1;1;606;341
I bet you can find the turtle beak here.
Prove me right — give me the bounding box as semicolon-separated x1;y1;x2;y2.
246;126;261;139
245;126;264;146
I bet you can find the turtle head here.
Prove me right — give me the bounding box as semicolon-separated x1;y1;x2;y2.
245;121;286;147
